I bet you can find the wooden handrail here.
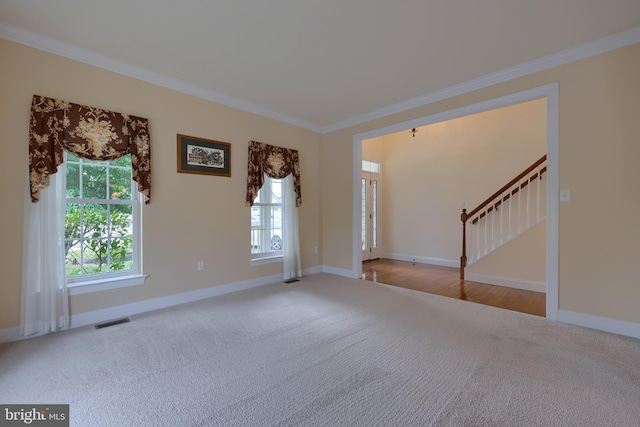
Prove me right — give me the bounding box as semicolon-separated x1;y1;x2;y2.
459;154;546;279
461;155;546;223
471;165;547;225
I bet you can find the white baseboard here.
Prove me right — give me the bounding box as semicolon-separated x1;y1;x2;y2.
558;309;640;340
0;327;20;344
0;268;322;344
465;272;546;293
322;265;358;278
382;253;458;268
303;266;323;276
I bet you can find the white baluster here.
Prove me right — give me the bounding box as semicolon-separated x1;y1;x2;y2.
526;172;531;229
536;166;541;222
508;191;513;241
499;196;504;246
514;182;522;237
475;215;480;262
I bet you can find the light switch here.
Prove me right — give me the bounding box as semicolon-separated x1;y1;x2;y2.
560;190;571;202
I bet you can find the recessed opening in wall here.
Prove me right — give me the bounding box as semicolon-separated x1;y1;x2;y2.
352;84;559;321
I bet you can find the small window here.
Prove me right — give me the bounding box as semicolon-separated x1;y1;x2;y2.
362;160;380;173
64;153;142;282
251;177;283;260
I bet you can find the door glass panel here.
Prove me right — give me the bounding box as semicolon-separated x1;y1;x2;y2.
372;180;378;248
361;178;367;251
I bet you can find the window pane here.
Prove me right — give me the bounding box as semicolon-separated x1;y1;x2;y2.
81;204;108;238
271;205;282;250
111;155;131;167
80;241;102;274
82;165;107;199
272;205;282;230
109;237;132;271
110;205;133;237
66;152;80;163
251;206;261;228
65;241;82;277
81;158;107;165
65;153;139;280
65;203;83;239
66;163;80;197
109;166;132;200
361;178;366;250
270;179;281;203
372;180;378;248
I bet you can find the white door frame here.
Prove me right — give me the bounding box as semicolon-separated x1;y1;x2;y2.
351;83;559;320
361;170;382;261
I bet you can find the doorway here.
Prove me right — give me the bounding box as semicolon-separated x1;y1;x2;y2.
351;84;559;320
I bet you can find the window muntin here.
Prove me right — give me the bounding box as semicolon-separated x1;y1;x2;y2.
362;160;380;173
65;153;141;281
251;177;283;260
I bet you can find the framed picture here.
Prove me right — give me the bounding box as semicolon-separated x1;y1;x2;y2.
177;134;231;177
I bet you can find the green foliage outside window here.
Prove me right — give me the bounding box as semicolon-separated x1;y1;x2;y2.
65;153;135;277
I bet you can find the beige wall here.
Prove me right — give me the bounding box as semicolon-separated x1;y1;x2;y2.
363;99;546;265
0;39;323;329
2;37;640;331
467;220;547;283
322;42;640;324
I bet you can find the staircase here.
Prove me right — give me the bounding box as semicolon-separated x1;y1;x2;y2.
460;155;547;279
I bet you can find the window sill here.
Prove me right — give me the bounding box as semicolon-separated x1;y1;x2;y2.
250;256;283;267
67;274;147;296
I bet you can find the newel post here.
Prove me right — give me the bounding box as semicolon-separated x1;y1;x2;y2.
460;209;468;280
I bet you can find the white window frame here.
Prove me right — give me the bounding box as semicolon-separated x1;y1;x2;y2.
251;176;283;265
64;153;145;295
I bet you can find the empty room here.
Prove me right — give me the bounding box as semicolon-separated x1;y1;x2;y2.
1;1;639;426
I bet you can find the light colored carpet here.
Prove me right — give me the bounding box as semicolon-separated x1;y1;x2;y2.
1;273;639;426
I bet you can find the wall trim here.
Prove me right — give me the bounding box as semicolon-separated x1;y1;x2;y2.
0;267;320;344
379;255;545;293
0;23;322;134
325;26;640;133
465;272;546;293
322;265;358;278
1;23;638;134
382;253;458;268
558;309;640;340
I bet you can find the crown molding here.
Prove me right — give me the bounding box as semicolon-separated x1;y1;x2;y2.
322;25;640;134
2;23;639;135
0;23;323;134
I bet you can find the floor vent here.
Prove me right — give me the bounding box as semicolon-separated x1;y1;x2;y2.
284;278;300;283
95;318;130;329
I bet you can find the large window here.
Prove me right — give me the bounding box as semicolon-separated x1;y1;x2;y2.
64;153;141;282
251;177;283;260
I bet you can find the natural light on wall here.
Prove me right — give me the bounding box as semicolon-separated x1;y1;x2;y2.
362;160;380;173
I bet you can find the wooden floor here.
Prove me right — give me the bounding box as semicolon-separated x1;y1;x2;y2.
362;258;546;317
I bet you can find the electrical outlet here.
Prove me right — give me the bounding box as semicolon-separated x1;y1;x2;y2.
560;190;571;202
314;246;318;254
197;261;204;271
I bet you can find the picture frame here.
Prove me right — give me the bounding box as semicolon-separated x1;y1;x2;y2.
177;134;231;177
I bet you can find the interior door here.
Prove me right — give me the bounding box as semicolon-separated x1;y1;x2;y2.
361;171;381;261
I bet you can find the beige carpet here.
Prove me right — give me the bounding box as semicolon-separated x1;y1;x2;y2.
1;273;639;426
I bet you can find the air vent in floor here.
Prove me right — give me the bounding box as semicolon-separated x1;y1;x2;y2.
95;318;130;329
284;278;300;283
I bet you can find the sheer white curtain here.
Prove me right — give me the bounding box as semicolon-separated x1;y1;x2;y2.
282;174;301;280
20;164;69;336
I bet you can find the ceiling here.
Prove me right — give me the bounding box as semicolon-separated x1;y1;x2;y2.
1;1;639;132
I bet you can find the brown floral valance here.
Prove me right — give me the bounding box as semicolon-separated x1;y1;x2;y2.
29;95;151;203
245;140;301;207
